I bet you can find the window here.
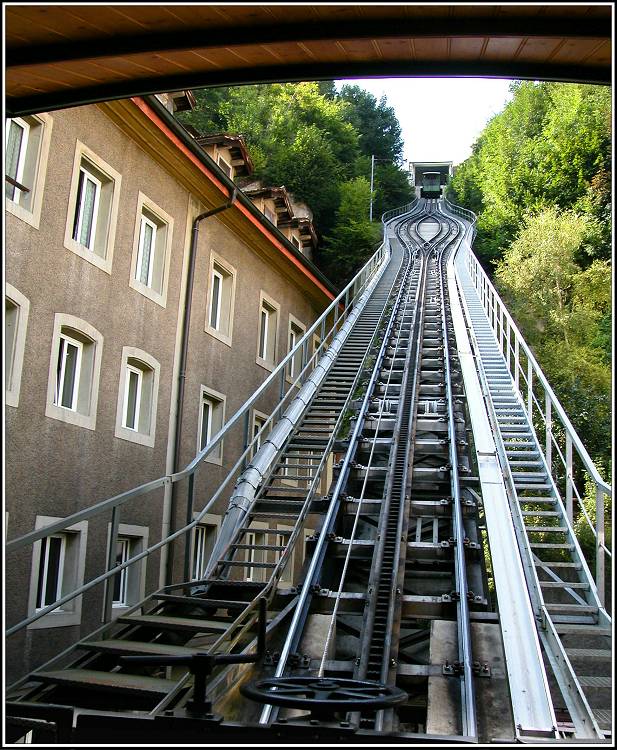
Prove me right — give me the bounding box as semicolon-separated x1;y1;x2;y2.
311;333;323;370
244;528;266;583
217;153;233;178
36;535;66;611
251;410;269;459
274;525;295;587
46;314;103;431
198;386;226;464
64;141;121;274
55;333;82;411
205;253;236;345
114;348;160;447
5;284;30;408
256;292;280;371
291;234;301;250
286;315;306;384
129;193;174;307
5;113;53;228
264;206;277;226
105;523;149;616
27;516;88;629
191;516;219;581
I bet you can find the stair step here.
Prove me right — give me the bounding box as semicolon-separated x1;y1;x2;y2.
539;581;589;589
80;639;199;657
32;669;175;695
554;624;611;636
155;594;248;610
525;526;568;533
565;648;611;661
592;708;612;728
119;614;230;631
545;604;597;613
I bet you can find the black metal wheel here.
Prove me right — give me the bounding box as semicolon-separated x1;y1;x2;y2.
241;676;407;711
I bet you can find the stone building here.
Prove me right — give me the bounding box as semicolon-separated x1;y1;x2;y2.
4;92;335;682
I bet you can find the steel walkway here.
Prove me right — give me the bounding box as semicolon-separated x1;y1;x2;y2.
448;205;612;740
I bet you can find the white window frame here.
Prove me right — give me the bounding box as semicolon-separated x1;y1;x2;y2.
45;314;104;431
198;385;226;464
112;537;130;607
114;347;160;447
205;252;237;346
5;283;30;408
251;409;269;459
129;192;174;307
275;524;295;587
286;314;306;385
256;291;280;372
5;112;53;229
104;522;150;618
122;363;143;431
73;165;102;252
54;333;83;412
27;516;88;629
244;521;267;583
190;513;220;582
36;534;66;611
217;152;233;178
210;269;223;330
5;116;29;202
64;140;121;274
135;214;157;288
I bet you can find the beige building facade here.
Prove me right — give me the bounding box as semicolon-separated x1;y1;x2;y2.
4;94;335;682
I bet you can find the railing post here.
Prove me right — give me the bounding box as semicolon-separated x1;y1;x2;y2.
102;506;121;623
506;319;511;372
595;484;605;606
183;474;196;582
499;307;505;354
545;395;552;477
527;361;533;421
301;340;308;384
565;434;573;522
514;337;520;391
279;368;286;400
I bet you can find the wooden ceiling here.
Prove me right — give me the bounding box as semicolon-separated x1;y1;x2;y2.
5;3;612;117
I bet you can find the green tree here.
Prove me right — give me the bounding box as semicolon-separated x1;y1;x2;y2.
339;84;404;162
320;177;381;285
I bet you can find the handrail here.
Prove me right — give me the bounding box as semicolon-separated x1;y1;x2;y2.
444;197;611;605
5;199;417;637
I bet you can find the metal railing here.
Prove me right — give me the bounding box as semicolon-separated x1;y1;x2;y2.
6;202;416;639
445;198;612;606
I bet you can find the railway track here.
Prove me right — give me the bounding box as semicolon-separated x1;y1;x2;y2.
2;203;503;742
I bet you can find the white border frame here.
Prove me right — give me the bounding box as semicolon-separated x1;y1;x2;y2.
5;283;30;408
197;384;226;465
129;191;174;307
27;515;88;629
63;140;122;274
45;313;104;431
5;112;53;230
256;290;280;372
114;346;160;447
286;313;306;384
204;251;237;347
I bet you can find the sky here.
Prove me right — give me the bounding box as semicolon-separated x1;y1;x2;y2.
336;77;515;167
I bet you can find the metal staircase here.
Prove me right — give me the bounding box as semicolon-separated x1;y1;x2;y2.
451;218;612;739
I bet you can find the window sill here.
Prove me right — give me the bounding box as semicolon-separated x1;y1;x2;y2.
45;403;97;431
129;278;167;308
6;199;40;230
64;238;112;275
114;424;156;448
205;325;233;348
27;608;81;630
256;357;275;373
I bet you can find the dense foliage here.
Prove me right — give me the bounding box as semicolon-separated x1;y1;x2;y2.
449;81;612;513
179;82;412;284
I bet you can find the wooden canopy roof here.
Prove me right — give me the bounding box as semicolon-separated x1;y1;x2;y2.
5;3;611;117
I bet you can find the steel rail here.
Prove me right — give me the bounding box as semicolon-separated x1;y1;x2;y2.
258;211;417;726
317;247;417;678
435;212;477;739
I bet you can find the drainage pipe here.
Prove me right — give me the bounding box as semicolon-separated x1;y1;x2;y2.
164;188;238;584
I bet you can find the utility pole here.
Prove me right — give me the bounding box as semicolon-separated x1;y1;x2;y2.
369;154;375;222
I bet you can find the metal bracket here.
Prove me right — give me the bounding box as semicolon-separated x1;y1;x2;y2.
442;660;463;675
472;661;491;678
288;653;311;669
